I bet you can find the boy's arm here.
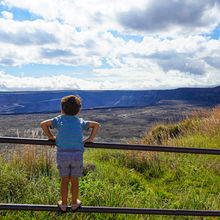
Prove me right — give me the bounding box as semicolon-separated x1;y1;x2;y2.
40;119;55;140
83;121;100;144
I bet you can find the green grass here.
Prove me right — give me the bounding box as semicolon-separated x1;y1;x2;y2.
0;106;220;219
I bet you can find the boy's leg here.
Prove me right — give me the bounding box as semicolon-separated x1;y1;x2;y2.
70;177;81;209
59;176;70;211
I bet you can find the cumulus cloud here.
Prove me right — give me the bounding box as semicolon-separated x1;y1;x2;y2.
0;19;58;46
1;69;218;91
0;71;82;90
146;51;206;75
205;56;220;69
117;0;220;34
2;0;220;35
0;18;103;66
0;28;58;46
1;0;146;30
0;0;219;90
1;10;13;19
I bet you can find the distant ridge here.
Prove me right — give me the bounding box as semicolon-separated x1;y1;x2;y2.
0;86;219;114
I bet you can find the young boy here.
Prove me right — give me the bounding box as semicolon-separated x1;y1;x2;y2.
40;95;99;212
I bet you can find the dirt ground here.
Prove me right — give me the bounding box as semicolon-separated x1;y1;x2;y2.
0;101;204;143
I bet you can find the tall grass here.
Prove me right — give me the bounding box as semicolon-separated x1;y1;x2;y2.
11;145;54;176
141;105;220;146
0;106;219;219
7;129;56;177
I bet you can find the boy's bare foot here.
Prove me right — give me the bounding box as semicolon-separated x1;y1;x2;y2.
70;199;82;212
57;200;67;212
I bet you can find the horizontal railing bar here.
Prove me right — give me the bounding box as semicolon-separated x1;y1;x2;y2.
0;137;54;146
0;137;219;155
0;203;219;216
86;142;220;155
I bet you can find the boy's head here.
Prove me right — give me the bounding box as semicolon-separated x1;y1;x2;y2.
61;95;82;116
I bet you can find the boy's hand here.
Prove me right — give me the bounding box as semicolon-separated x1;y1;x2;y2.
40;120;56;148
48;136;56;149
83;138;93;145
83;121;100;145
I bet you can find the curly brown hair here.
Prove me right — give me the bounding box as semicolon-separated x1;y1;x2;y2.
61;95;82;115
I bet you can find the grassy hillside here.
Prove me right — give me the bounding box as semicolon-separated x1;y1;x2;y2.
0;106;219;219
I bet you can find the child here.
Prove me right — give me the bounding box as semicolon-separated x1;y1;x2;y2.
40;95;99;212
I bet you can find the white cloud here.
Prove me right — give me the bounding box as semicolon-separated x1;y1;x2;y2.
0;18;59;46
0;0;219;90
1;10;13;19
3;0;220;36
1;57;219;91
0;16;220;70
1;0;146;28
117;0;220;36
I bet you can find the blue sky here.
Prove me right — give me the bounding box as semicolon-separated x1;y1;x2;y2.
0;0;220;90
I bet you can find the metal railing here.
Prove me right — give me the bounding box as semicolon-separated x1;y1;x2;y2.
0;203;220;216
0;136;219;155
